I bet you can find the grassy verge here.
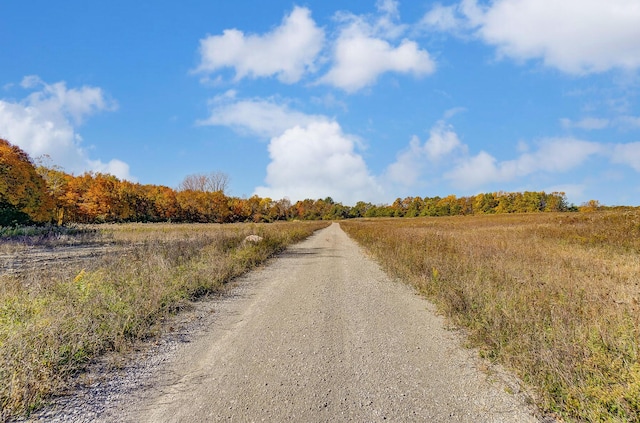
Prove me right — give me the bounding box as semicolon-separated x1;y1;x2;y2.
0;221;329;420
341;213;640;422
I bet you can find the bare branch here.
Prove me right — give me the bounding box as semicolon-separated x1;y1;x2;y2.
178;171;230;193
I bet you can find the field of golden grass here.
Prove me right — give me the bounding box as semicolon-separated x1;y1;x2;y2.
0;221;329;420
342;212;639;422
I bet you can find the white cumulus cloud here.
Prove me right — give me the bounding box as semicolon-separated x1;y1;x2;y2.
385;121;465;186
318;2;435;92
426;0;640;74
254;121;382;204
195;6;325;84
195;3;436;92
320;35;434;93
200;95;381;204
423;121;465;160
0;76;133;180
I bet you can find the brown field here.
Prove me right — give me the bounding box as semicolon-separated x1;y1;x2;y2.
2;214;639;421
341;212;640;422
0;221;329;420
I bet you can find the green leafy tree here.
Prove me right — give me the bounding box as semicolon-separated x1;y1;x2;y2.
349;201;373;218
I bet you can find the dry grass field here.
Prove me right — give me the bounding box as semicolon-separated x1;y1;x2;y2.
0;221;329;420
342;212;640;422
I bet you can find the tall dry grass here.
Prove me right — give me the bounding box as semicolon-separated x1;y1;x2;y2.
341;212;640;422
0;221;329;420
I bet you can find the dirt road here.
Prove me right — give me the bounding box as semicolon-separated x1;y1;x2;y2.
35;223;538;422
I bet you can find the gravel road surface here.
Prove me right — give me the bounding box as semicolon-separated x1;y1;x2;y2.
29;223;539;422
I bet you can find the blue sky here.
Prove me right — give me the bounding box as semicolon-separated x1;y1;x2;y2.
2;0;640;206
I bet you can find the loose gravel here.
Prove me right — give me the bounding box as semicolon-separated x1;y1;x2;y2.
20;223;540;422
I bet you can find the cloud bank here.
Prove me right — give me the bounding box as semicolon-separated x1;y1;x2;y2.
196;2;640;204
386;119;640;197
445;138;604;189
204;94;640;203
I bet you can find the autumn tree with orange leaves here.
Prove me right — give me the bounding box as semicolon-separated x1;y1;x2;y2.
0;139;588;226
0;139;52;225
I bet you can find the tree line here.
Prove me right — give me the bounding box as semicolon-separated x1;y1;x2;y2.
2;138;582;226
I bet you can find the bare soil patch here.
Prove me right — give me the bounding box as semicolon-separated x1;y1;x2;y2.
0;243;121;277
